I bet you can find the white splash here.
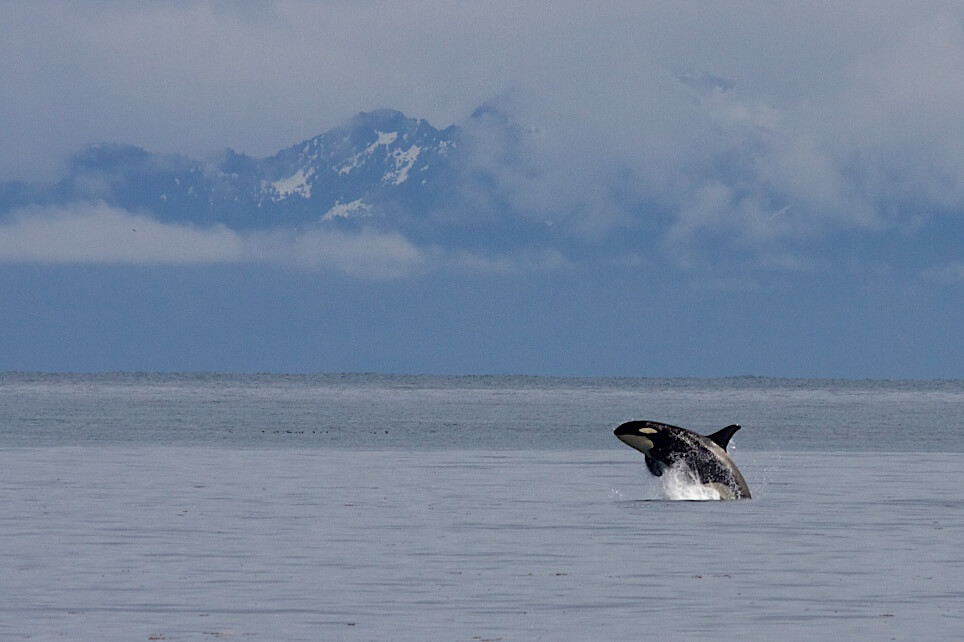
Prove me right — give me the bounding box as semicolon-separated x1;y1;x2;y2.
660;465;722;501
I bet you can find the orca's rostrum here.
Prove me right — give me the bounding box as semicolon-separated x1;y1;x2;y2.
614;420;751;499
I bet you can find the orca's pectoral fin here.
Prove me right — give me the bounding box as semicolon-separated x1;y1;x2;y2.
645;455;664;477
708;424;741;450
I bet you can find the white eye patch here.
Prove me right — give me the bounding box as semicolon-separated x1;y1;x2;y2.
638;427;658;434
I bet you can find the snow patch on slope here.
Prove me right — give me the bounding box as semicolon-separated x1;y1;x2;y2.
270;168;312;200
322;198;371;221
384;145;421;185
336;131;400;176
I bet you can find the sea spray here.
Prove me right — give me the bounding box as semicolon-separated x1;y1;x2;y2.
660;464;723;501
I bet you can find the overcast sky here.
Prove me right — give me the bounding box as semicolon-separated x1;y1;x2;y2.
4;2;963;172
2;1;964;376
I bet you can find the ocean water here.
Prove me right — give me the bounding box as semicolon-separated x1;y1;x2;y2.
1;373;963;640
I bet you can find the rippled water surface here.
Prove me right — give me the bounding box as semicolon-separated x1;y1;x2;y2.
2;374;963;640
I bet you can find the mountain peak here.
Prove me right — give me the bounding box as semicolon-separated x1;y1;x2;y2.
350;108;413;129
71;143;151;171
0;108;473;234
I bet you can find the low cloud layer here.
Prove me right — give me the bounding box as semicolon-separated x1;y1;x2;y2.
0;204;424;278
0;203;572;278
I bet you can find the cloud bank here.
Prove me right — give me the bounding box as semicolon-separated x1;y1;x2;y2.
0;203;571;278
0;204;423;278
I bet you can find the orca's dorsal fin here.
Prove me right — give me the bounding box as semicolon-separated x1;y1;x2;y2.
708;424;741;451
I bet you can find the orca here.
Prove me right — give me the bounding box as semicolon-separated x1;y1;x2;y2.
613;420;751;499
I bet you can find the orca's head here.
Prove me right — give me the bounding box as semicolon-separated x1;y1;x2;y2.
613;421;666;456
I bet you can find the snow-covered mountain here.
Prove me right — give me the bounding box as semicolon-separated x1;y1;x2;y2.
0;110;467;230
